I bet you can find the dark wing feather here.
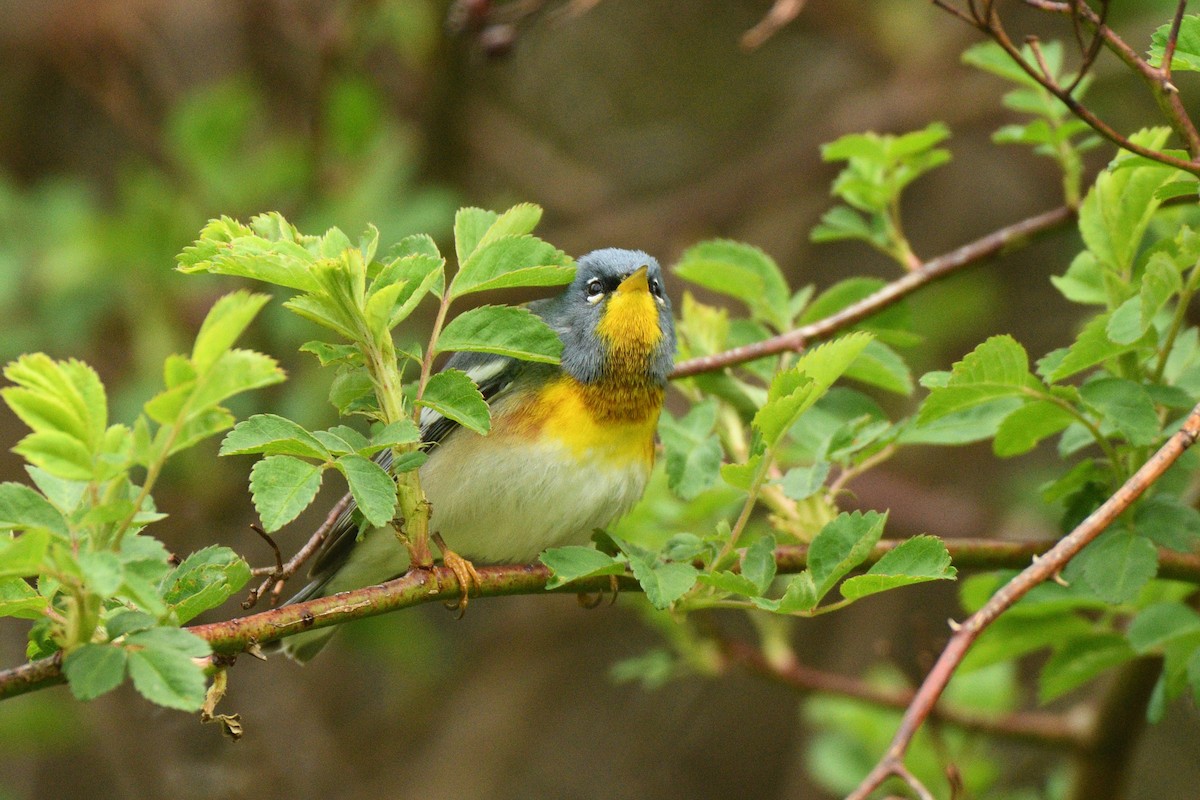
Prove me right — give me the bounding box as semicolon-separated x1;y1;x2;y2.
290;351;524;600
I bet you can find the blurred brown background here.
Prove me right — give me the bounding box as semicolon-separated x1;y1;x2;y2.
1;1;1198;798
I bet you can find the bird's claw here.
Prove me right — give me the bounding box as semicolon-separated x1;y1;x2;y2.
434;533;482;618
576;574;620;609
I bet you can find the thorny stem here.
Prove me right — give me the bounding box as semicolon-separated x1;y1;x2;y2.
845;403;1200;800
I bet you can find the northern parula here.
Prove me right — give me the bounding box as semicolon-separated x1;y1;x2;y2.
282;248;675;661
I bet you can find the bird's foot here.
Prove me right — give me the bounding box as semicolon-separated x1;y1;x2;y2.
433;533;482;618
576;574;620;609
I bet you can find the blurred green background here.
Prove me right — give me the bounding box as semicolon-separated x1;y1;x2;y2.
2;1;1198;798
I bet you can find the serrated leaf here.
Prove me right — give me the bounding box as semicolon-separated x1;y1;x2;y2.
628;556;698;610
775;462;831;501
1128;603;1200;654
1051;251;1108;305
698;570;761;597
299;341;362;367
993;400;1076;456
839;535;955;600
1149;15;1200;72
0;576;47;619
674;240;791;330
365;419;422;453
78;551;124;596
177;219;321;292
808;510;888;600
220;414;330;459
160;546;252;624
0;482;69;537
126;628;212;711
191;291;272;372
449;235;574;298
540;546;626;589
418;369;491;435
658;400;723;500
1040;634;1135;702
1043;314;1143;383
477;203;544;250
899;397;1024;446
63;644;128;701
436;305;563;364
335;454;397;528
454;207;499;265
754;333;874;447
1078;528;1159;604
1134;497;1200;552
917;335;1038;424
188;349;285;413
0;529;50;579
742;534;777;594
249;456;324;532
721;453;763;492
1080;378;1160;446
843;339;913;395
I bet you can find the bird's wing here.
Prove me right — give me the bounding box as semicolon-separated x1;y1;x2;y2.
295;351;525;596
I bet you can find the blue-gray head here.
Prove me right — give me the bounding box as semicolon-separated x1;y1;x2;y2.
537;248;675;386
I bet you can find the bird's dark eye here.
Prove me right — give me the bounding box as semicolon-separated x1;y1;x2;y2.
585;277;605;302
649;277;662;297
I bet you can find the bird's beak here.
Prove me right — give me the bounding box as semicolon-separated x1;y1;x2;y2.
616;265;650;295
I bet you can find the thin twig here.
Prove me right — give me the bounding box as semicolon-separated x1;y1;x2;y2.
243;493;353;609
670;205;1074;379
845;404;1200;800
5;537;1200;702
741;0;808;50
720;638;1090;750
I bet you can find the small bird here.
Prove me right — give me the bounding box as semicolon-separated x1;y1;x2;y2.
282;248;675;660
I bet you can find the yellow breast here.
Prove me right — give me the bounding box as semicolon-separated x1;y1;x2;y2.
504;376;662;466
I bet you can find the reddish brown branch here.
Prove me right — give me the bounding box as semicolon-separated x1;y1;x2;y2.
670;205;1074;379
5;537;1200;703
741;0;808;50
720;638;1090;750
845;404;1200;800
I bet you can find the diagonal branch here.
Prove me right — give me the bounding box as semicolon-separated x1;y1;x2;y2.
670;205;1074;379
4;537;1200;702
845;403;1200;800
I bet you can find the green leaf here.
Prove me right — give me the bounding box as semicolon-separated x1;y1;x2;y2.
0;576;46;619
721;452;763;492
106;610;156;638
1149;15;1200;72
477;203;544;250
1078;127;1178;275
1051;251;1108;305
658;400;723;500
449;235;574;299
810;206;887;249
759;572;820;613
800;278;918;348
125;628;212;711
742;535;777;594
1078;529;1159;604
418;369;491;436
754;333;874;447
313;425;370;456
365;419;422;453
775;463;831;501
961;612;1095;673
843;339;913;395
698;570;761;597
187;349;285;414
839;535;955;600
993;400;1076;456
63;644;128;701
1134;497;1200;552
899;398;1023;445
219;414;331;460
436;305;563;364
1128;603;1200;654
160;546;252;624
454;207;498;265
674;240;791;330
0;529;50;579
917;336;1038;424
191;291;272;372
78;551;124;596
0;482;69;537
1043;314;1143;383
249;456;325;532
1080;378;1160;446
374;255;445;328
540;547;626;590
808;510;888;600
1039;634;1135;702
335;454;397;528
628;556;698;610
